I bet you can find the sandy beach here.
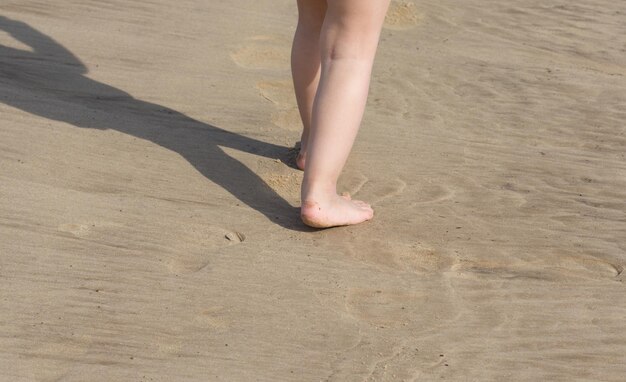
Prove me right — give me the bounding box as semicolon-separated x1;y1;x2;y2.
1;0;625;380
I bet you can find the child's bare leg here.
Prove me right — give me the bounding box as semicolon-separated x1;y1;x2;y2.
291;0;326;170
301;0;390;228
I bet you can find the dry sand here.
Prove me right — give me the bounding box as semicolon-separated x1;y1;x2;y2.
1;0;625;381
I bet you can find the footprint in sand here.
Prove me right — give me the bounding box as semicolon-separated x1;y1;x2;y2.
346;289;427;329
257;79;294;105
453;253;625;282
339;172;370;198
342;235;457;274
450;259;541;280
368;178;407;205
58;221;245;275
233;36;301;131
408;182;455;206
163;228;246;274
370;241;457;274
384;1;423;31
340;173;453;206
230;35;291;71
550;252;624;280
396;244;457;273
256;79;301;132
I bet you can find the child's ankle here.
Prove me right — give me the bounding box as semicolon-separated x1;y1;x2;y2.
301;179;337;202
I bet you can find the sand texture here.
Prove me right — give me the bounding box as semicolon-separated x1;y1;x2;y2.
1;0;625;381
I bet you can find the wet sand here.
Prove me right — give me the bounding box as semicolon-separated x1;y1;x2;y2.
1;0;625;380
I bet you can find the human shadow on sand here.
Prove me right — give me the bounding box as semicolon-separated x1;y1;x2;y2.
0;15;307;230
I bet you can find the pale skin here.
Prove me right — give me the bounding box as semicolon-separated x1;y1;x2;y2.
291;0;391;228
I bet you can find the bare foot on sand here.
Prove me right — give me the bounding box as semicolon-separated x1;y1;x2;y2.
301;193;373;228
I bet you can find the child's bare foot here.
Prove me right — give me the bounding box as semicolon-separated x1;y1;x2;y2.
301;193;373;228
287;141;307;170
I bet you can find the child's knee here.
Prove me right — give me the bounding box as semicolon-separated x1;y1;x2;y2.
321;1;389;59
321;29;381;62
